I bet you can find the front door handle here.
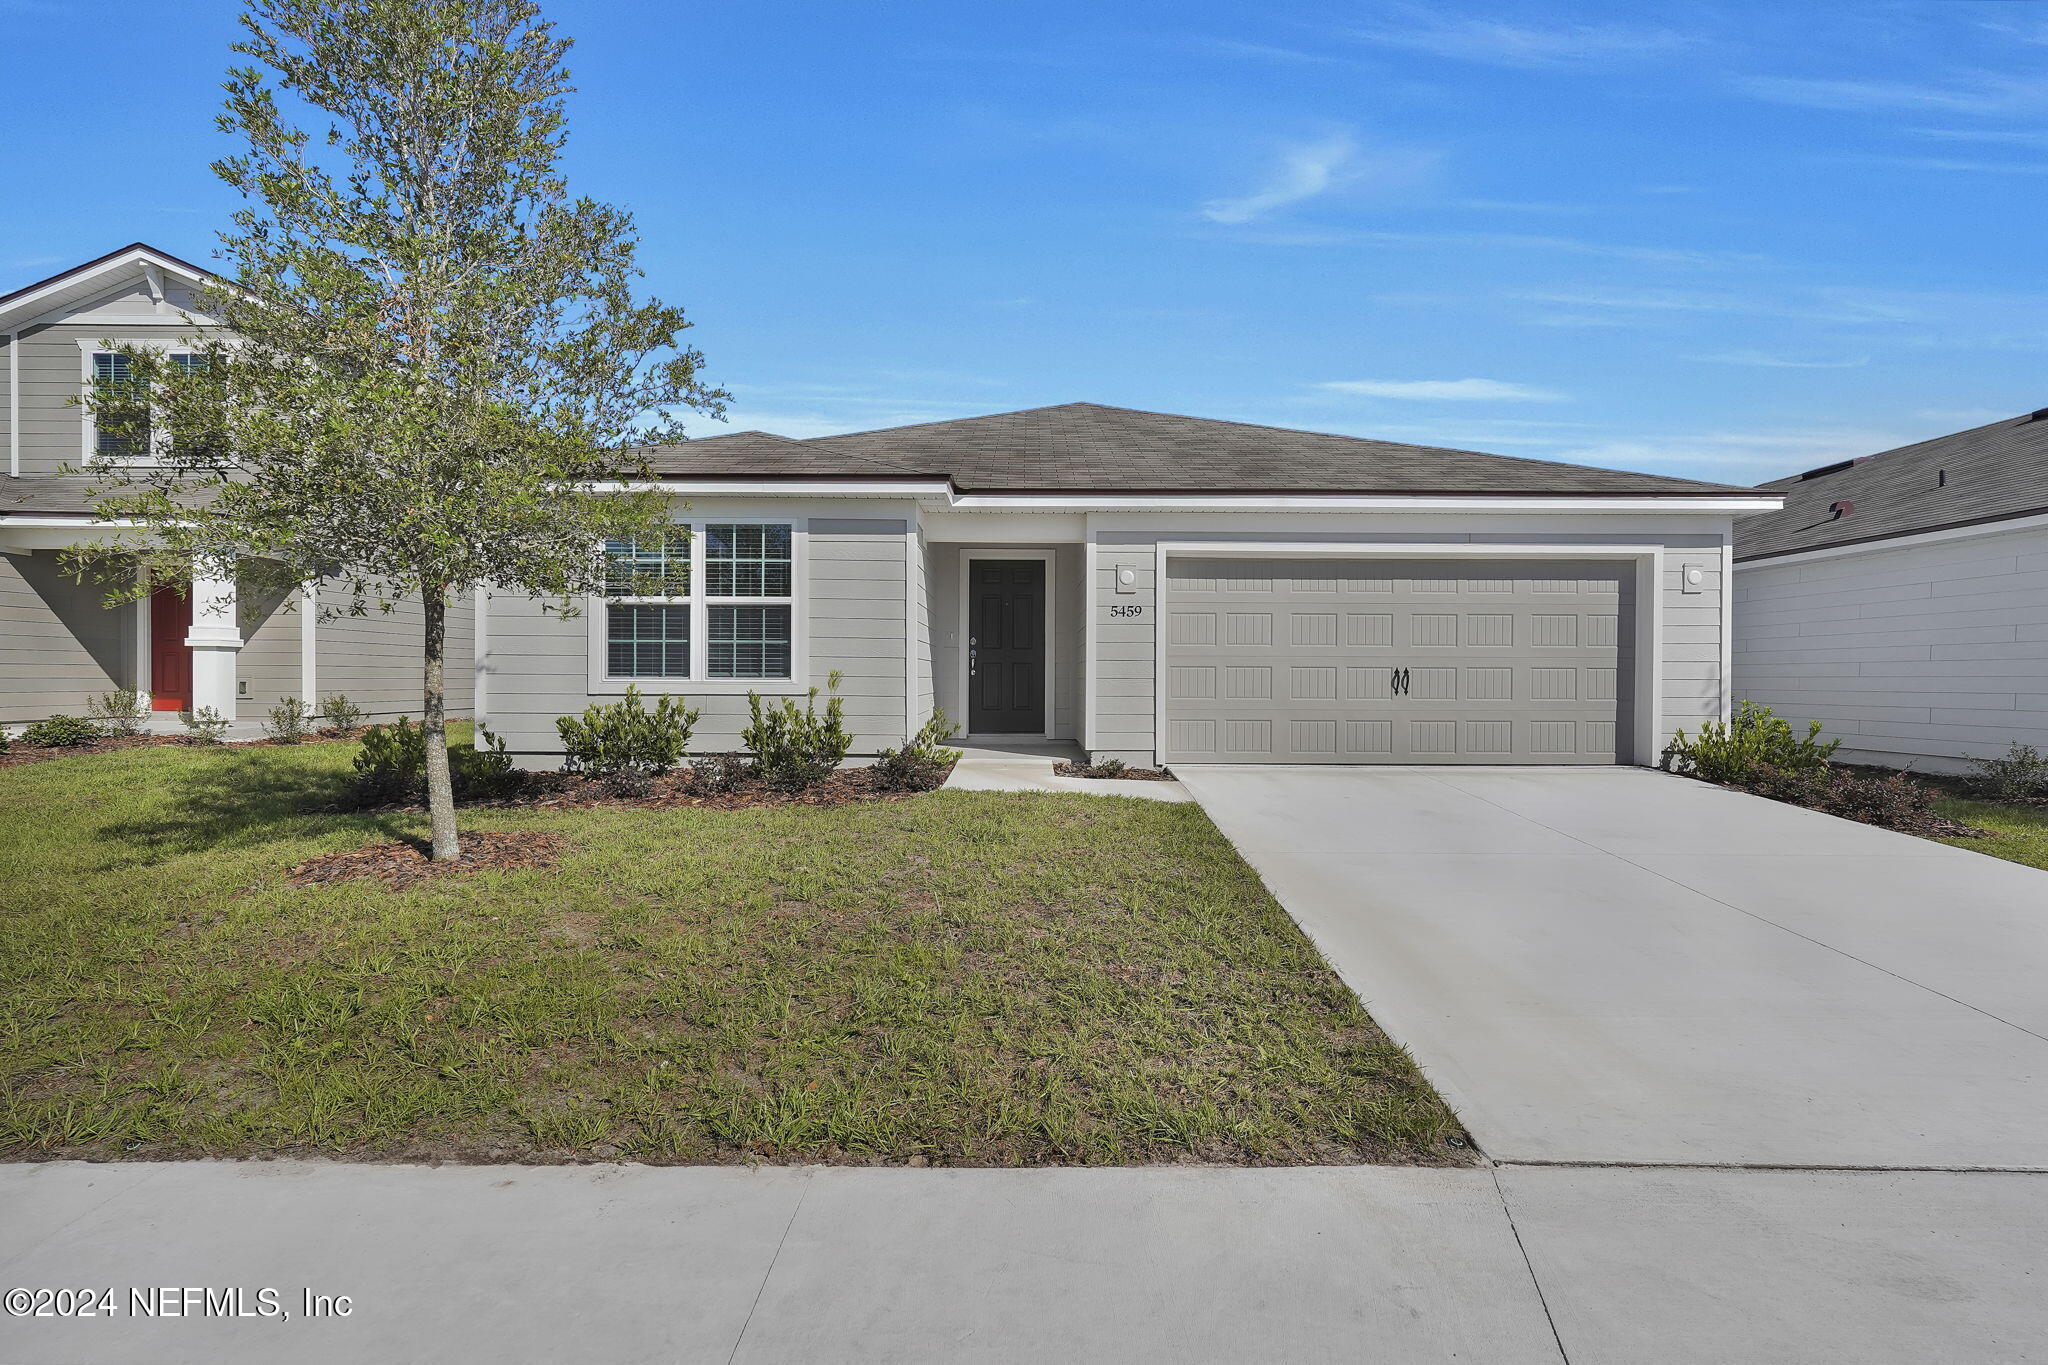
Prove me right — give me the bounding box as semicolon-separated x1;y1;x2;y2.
968;636;977;678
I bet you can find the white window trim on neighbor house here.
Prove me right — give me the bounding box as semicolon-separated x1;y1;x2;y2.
75;337;202;467
956;547;1058;742
584;517;813;696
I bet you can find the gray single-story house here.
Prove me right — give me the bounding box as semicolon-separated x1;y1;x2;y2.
480;404;1778;769
0;244;471;729
1733;411;2048;772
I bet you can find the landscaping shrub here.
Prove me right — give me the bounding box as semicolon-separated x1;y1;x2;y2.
86;687;149;737
1665;700;1839;783
352;718;521;804
264;697;315;744
871;709;962;792
21;715;103;748
689;752;751;794
319;693;365;735
1740;762;1947;831
1968;742;2048;803
555;685;700;775
743;672;853;791
177;707;231;745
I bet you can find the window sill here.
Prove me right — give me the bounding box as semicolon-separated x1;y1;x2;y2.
591;678;808;697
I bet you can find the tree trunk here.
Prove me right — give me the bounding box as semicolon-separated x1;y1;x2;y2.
423;586;460;862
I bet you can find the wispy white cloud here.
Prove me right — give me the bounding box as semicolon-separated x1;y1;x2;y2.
1911;406;2014;427
1351;15;1691;68
1316;378;1566;402
1828;154;2048;175
1689;350;1870;369
1911;127;2048;147
1737;73;2048;117
1552;429;1911;480
1200;131;1437;224
1217;226;1758;267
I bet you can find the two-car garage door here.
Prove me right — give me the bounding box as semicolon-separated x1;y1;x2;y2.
1162;558;1636;765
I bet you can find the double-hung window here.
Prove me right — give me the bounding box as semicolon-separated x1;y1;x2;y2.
85;348;204;463
599;522;797;686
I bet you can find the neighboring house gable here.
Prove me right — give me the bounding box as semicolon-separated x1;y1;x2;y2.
1733;412;2048;771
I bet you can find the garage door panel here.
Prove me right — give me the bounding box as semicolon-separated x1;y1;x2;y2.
1164;558;1636;765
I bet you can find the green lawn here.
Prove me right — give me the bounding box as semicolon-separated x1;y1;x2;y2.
0;740;1463;1167
1935;795;2048;871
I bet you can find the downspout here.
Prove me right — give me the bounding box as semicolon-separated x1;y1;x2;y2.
7;330;18;477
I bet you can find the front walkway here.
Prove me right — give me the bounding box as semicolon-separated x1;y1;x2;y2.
5;1159;2042;1365
941;737;1192;802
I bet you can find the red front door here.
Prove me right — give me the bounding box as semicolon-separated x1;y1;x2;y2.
149;588;193;710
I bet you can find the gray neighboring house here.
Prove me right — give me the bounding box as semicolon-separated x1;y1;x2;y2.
482;403;1778;769
0;244;471;730
1733;412;2048;772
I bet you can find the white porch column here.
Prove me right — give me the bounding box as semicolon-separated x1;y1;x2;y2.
186;566;242;719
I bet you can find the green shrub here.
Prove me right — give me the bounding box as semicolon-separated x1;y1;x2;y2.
1967;742;2048;802
264;697;314;744
86;687;149;737
554;685;700;776
319;693;365;735
871;709;962;792
743;672;853;791
1665;700;1839;783
352;718;521;805
177;707;231;745
22;714;103;748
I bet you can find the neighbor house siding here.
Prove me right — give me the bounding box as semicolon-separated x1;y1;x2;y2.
0;550;134;725
1087;521;1731;767
1733;521;2048;772
312;584;474;723
484;513;908;765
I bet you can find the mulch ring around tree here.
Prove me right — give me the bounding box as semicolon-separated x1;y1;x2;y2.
285;830;570;890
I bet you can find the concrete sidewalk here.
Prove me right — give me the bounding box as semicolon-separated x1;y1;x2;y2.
3;1160;2043;1365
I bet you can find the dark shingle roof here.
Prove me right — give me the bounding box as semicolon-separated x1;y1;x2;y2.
1736;412;2048;561
638;402;1757;497
0;478;107;517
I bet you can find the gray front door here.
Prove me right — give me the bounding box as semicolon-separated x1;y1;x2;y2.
1162;558;1636;764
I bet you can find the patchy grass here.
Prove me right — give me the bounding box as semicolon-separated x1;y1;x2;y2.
1933;795;2048;872
0;740;1464;1167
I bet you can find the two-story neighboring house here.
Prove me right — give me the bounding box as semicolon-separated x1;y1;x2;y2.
0;244;472;730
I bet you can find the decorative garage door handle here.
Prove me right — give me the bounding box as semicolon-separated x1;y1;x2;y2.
1391;667;1411;696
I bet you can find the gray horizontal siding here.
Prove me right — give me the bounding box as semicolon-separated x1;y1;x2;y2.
0;550;134;724
312;584;474;723
484;518;908;765
1732;523;2048;772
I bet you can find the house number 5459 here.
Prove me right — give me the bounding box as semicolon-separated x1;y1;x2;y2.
1109;604;1144;618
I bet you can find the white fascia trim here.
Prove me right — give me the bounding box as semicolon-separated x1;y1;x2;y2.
590;481;1781;516
0;516;143;528
1733;509;2048;570
949;493;1783;513
0;247;226;332
1082;520;1099;751
1153;541;1666;558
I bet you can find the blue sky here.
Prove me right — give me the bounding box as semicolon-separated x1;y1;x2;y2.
3;1;2045;485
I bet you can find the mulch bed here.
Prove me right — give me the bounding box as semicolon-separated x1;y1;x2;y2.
0;729;364;768
362;762;953;816
285;830;569;889
1053;761;1176;781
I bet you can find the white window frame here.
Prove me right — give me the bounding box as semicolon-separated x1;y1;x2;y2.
585;517;810;695
76;338;202;466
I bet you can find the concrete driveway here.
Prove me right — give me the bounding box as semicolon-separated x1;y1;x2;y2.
1176;766;2048;1169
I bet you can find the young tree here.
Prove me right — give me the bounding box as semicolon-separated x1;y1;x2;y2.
77;0;725;860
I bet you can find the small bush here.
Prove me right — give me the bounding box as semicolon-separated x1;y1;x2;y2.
1741;762;1943;830
1081;757;1129;779
555;685;700;776
1665;700;1839;783
87;687;149;737
871;709;962;792
22;714;104;748
264;697;314;744
689;752;751;795
743;673;853;791
177;707;231;745
594;768;654;800
352;718;522;805
319;693;365;735
1968;742;2048;803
